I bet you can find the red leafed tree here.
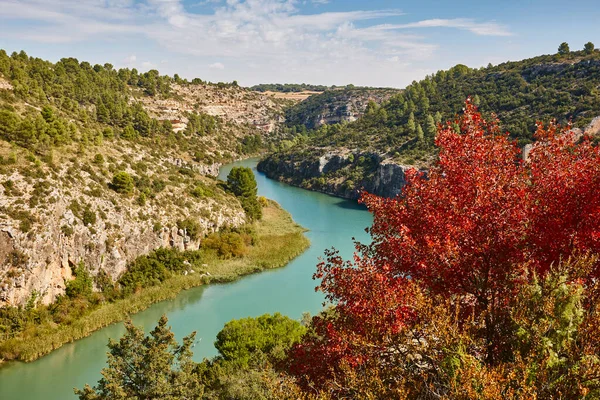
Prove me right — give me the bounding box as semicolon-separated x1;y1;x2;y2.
287;99;600;391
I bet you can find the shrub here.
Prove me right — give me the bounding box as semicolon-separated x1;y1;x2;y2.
93;154;104;164
176;218;201;240
65;263;93;299
111;171;134;194
61;225;74;236
201;231;251;259
82;207;96;226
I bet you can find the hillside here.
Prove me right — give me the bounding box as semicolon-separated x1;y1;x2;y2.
259;49;600;199
0;50;288;306
284;87;400;130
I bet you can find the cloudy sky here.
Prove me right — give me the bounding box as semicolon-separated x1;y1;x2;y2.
1;0;599;88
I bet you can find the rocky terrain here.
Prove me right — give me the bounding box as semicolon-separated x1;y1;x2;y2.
261;50;600;200
138;83;286;135
258;148;415;200
0;137;246;306
284;88;400;130
0;52;291;307
262;90;321;102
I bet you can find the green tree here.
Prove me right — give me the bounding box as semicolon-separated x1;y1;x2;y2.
65;263;93;299
425;114;437;137
407;112;416;133
215;313;306;368
199;313;307;399
0;110;19;142
121;124;137;140
75;316;203;399
584;41;595;54
226;167;262;220
111;171;134;194
558;42;570;55
416;124;424;142
41;106;55;123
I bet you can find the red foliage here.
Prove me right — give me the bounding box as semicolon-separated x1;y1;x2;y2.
287;99;600;390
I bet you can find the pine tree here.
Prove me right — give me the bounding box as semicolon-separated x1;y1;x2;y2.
584;42;595;54
75;316;203;399
425;114;437;138
416;124;424;142
227;167;262;220
558;42;570;55
407;112;416;133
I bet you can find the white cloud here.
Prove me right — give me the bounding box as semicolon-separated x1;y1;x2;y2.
141;61;157;69
209;62;225;70
0;0;514;86
123;54;137;65
378;18;513;37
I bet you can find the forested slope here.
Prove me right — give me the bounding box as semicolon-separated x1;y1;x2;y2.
283;87;399;131
0;49;286;306
259;47;600;198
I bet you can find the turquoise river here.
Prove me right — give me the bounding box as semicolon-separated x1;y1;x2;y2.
0;158;372;399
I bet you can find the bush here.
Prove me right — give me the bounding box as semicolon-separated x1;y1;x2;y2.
201;231;250;259
82;207;96;226
177;218;201;240
111;171;134;194
190;183;214;198
118;256;169;294
61;224;74;236
65;264;93;299
118;248;203;294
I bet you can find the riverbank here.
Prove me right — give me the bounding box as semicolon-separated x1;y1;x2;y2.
257;152;411;200
0;200;309;364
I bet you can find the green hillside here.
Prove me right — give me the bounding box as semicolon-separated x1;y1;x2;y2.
259;47;600;198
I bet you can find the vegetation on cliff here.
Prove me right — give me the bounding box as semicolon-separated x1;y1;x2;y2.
250;83;380;93
283;87;399;131
78;101;600;399
0;200;308;362
0;49;292;308
261;44;600;197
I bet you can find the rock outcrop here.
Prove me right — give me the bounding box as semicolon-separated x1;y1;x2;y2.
138;83;286;135
258;149;413;200
0;145;245;307
284;88;400;130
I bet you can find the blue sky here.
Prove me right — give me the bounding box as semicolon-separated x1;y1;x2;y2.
0;0;599;88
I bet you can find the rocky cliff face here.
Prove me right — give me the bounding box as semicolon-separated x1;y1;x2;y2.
0;142;245;307
0;73;288;307
284;88;399;130
259;115;600;201
258;149;413;200
139;83;286;135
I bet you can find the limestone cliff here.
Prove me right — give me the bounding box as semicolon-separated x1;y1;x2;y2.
284;88;399;130
0;54;289;307
0;142;245;307
258;149;414;200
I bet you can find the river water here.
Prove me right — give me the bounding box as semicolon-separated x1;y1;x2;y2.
0;158;372;399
